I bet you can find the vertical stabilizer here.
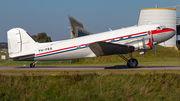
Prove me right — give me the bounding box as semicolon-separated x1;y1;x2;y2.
7;28;37;57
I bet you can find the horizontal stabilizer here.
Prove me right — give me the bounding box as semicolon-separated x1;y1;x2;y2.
11;54;35;61
89;42;135;56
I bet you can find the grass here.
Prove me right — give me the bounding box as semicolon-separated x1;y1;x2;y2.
1;72;180;100
1;45;180;100
0;45;180;66
73;45;180;66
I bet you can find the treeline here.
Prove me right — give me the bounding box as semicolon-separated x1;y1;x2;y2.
32;32;52;43
0;43;7;49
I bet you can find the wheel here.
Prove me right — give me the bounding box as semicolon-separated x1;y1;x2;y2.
30;63;35;68
127;58;138;68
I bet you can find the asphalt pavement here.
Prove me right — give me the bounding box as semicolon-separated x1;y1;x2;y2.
0;65;180;70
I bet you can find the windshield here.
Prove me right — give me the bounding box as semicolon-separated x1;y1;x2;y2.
157;26;166;30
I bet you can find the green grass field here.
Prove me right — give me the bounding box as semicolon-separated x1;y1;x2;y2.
75;45;180;66
1;72;180;100
1;45;180;66
0;46;180;100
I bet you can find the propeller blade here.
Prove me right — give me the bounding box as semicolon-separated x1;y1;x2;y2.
149;31;157;56
153;44;156;56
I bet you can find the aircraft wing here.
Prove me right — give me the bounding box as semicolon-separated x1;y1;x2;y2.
68;15;92;38
89;42;135;56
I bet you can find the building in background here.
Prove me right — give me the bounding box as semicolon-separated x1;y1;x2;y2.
138;8;177;47
138;5;180;50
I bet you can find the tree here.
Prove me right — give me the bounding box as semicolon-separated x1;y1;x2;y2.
32;32;52;43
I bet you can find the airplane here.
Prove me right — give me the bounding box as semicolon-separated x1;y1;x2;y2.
7;24;175;68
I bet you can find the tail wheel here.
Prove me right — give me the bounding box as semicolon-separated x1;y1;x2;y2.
127;58;138;68
30;63;35;68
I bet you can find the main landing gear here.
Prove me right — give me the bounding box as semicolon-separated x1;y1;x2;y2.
30;61;38;68
118;53;138;68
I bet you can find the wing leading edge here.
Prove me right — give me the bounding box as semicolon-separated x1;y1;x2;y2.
89;42;135;56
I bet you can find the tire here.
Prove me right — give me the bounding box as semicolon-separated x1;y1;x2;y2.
127;58;138;68
30;63;35;68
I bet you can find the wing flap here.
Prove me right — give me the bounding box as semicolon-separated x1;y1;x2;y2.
89;42;134;56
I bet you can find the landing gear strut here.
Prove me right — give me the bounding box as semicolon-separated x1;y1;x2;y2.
118;53;138;68
30;61;38;68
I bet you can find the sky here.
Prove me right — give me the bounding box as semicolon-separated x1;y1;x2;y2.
0;0;180;42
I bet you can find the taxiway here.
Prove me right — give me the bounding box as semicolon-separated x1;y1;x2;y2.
0;66;180;70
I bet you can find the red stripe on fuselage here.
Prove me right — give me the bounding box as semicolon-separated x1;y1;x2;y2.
35;46;77;56
35;28;174;57
152;28;175;35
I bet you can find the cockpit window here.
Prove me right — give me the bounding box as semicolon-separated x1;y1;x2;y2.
157;27;161;30
157;26;165;30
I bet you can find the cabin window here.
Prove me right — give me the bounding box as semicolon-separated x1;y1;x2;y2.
128;36;132;39
111;39;115;42
77;46;81;49
85;44;89;47
119;37;123;40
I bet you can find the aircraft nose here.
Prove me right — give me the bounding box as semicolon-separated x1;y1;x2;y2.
165;28;176;40
167;29;176;39
152;28;175;44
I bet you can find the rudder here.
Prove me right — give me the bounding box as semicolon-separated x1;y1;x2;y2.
7;28;37;58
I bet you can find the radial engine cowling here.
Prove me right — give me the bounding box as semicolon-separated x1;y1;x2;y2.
126;38;153;55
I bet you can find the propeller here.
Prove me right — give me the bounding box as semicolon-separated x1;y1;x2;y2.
149;31;157;56
152;43;156;56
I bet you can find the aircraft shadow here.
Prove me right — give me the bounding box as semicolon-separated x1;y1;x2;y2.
104;65;128;69
104;65;180;69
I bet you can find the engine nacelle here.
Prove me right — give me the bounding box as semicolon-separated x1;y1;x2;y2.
126;38;152;55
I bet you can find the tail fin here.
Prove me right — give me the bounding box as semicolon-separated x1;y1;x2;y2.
7;28;37;57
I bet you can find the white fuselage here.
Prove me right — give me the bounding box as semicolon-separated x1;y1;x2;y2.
29;24;174;61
